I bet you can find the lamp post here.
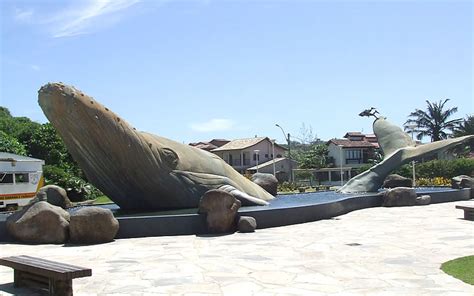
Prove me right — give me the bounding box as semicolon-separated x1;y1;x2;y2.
406;124;417;187
338;144;344;187
275;124;292;183
254;149;260;172
271;139;276;176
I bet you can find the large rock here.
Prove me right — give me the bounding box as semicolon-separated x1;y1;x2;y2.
452;175;474;198
198;189;241;233
251;173;278;196
69;207;119;244
451;175;474;189
33;185;73;209
415;195;431;206
238;216;257;233
6;201;70;244
383;174;412;189
382;187;417;207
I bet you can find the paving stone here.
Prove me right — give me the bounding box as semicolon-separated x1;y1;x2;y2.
0;201;473;295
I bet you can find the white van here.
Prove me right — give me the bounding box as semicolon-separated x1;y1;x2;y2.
0;152;45;211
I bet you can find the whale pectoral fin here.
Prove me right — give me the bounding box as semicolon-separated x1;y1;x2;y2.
218;184;269;206
172;170;269;206
160;147;179;169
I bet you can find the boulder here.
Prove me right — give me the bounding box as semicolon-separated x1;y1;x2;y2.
451;175;474;189
33;185;73;209
198;189;241;233
382;187;417;207
415;195;431;206
251;173;279;196
69;207;119;244
452;175;474;198
383;174;413;188
238;216;257;233
6;201;70;244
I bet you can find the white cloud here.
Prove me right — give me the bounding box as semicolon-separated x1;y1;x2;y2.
190;119;236;132
31;65;40;71
49;0;141;38
14;8;34;22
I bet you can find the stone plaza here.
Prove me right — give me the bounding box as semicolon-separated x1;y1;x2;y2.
0;201;473;295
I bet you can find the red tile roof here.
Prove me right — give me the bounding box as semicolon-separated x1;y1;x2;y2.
328;139;377;148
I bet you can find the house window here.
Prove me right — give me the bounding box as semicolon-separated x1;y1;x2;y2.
15;173;29;183
345;149;363;164
253;154;260;161
265;154;269;158
0;173;13;184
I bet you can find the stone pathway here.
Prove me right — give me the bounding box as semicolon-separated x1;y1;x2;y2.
1;201;473;295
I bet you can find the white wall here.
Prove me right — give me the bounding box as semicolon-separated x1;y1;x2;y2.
328;143;345;167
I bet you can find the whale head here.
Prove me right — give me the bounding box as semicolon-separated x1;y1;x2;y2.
38;83;179;209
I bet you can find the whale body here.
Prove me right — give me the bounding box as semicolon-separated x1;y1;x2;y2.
38;83;274;210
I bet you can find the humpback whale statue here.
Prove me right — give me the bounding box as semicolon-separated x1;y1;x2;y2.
38;83;273;210
339;111;473;193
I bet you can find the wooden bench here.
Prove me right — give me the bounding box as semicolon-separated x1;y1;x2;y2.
456;205;474;221
0;255;92;296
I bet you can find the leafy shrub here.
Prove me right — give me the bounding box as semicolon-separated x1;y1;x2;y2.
393;158;474;180
43;165;102;201
416;177;451;187
278;181;298;193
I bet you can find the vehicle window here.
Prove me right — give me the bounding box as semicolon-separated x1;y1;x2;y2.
0;173;14;184
15;173;29;183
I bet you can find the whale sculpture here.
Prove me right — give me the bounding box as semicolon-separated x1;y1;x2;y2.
38;83;274;210
339;115;473;193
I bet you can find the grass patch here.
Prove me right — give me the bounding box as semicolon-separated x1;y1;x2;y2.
441;255;474;285
93;195;113;204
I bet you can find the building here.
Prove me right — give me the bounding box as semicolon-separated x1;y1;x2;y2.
315;132;379;186
211;137;287;173
327;132;380;167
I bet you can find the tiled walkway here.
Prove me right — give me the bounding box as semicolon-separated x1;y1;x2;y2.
1;201;473;295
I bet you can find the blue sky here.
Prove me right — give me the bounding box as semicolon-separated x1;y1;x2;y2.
1;0;472;145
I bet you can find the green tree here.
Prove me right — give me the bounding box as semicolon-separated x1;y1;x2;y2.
404;99;462;142
28;123;71;167
296;144;328;169
0;131;27;155
453;115;474;137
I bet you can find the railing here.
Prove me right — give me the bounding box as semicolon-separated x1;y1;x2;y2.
346;158;363;164
229;159;251;166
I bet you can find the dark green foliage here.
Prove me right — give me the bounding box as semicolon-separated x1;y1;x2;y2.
453;115;474;137
28;123;71;168
404;99;462;142
43;165;101;201
0;106;101;200
0;131;27;155
393;158;474;179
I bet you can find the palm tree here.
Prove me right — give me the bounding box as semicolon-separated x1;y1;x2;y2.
453;115;474;137
404;99;462;142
